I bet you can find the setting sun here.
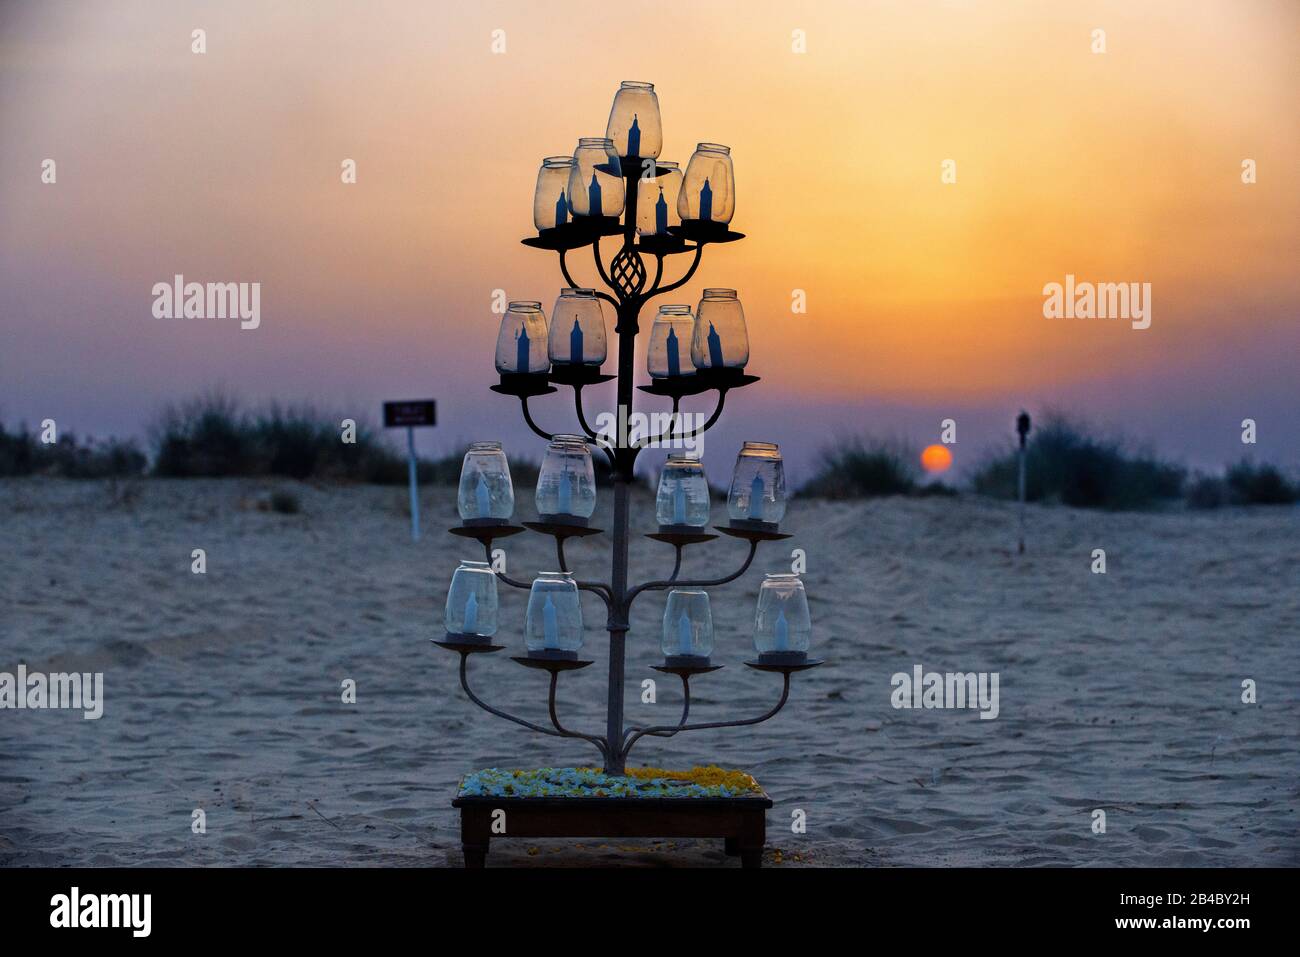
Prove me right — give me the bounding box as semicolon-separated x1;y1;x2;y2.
921;444;953;474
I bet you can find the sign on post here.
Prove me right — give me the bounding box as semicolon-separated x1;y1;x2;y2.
1016;411;1031;555
384;400;437;541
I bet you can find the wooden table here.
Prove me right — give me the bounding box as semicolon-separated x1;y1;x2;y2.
452;791;774;868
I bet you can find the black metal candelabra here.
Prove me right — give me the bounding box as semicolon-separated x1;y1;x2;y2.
435;115;822;776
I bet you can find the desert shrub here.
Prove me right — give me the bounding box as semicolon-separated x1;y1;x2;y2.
0;420;145;478
1185;474;1228;510
150;393;251;477
1224;460;1298;505
971;416;1184;510
799;437;918;499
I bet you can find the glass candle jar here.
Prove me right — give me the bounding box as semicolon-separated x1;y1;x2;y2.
605;81;662;161
655;453;710;528
661;589;713;661
728;441;786;525
635;162;682;237
567;137;624;218
753;573;811;658
691;288;749;370
533;156;575;232
445;560;499;638
677;143;735;224
494;301;549;375
646;305;696;378
525;571;583;655
457;441;514;523
536;435;597;520
548;288;607;366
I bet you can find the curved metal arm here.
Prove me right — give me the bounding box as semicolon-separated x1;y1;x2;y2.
621;672;791;760
647;254;664;296
574;386;620;471
485;541;534;590
548;670;609;761
641;244;703;302
621;674;690;746
625;539;758;609
559;249;618;307
458;653;564;739
592;236;615;292
520;396;555;442
667;545;683;582
641;389;726;447
487;540;612;606
556;539;614;605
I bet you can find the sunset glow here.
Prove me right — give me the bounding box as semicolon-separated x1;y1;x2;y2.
1;1;1297;473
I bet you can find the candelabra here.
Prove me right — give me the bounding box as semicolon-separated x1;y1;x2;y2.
434;81;823;777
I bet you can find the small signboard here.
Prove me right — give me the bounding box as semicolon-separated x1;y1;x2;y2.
384;398;437;542
383;400;437;429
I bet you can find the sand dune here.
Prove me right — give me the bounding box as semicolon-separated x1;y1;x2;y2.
1;478;1296;866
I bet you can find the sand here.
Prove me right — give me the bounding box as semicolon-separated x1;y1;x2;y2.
1;477;1296;867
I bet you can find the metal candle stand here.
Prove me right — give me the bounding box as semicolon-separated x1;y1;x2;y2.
434;92;824;867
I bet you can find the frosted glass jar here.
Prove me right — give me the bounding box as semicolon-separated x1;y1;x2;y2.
567;137;624;218
548;288;607;366
677;143;735;224
753;573;810;659
445;560;499;639
525;571;583;656
605;81;662;160
636;162;682;237
647;305;696;378
727;441;786;526
535;435;597;521
533;156;575;231
655;454;710;528
457;442;514;523
691;288;749;370
662;589;713;661
494;301;549;375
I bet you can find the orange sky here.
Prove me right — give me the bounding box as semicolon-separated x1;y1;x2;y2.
1;0;1297;471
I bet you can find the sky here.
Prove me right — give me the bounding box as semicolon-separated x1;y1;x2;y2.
1;0;1297;483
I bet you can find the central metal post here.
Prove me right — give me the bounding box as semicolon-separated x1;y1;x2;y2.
602;167;642;775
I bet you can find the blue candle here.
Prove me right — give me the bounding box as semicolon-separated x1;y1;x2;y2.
558;469;572;514
655;187;668;234
569;317;583;364
673;478;686;524
555;189;568;227
475;471;490;517
699;178;713;221
666;326;680;376
627;113;641;158
463;591;479;634
587;174;602;216
773;607;788;651
677;612;693;655
749;474;764;520
515;324;530;373
706;322;724;368
543;593;559;649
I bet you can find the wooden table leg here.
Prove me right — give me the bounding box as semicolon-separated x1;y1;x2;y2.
738;809;765;869
724;836;740;857
460;807;491;869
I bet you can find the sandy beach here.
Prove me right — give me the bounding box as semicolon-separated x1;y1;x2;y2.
1;477;1296;867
